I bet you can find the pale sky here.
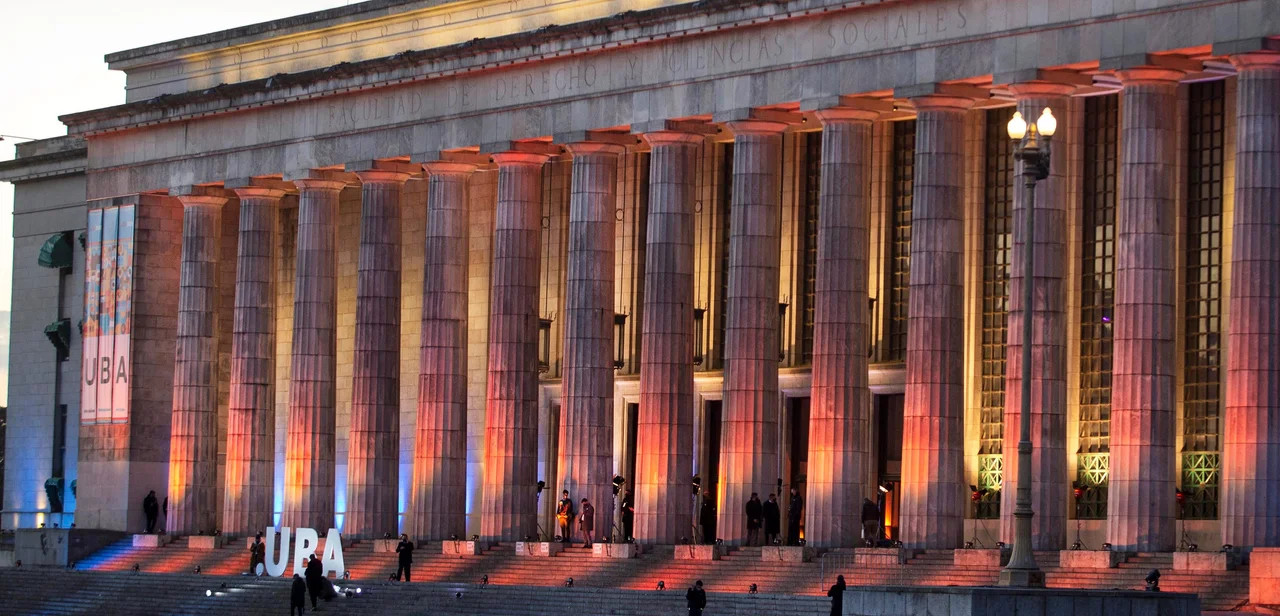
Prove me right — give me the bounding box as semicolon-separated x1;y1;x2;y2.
0;0;357;404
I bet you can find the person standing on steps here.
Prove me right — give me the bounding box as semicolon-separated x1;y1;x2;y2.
249;532;266;575
142;491;159;534
861;497;881;546
395;533;414;582
304;553;324;610
699;491;716;544
745;493;763;547
290;573;308;616
763;493;781;545
557;490;574;543
578;498;596;547
827;574;847;616
620;489;635;541
686;580;707;616
787;487;804;546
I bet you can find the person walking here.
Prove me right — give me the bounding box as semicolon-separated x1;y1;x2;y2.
686;580;707;616
763;494;781;545
248;532;266;575
745;493;763;546
827;574;847;616
142;491;159;534
578;498;596;547
290;574;308;616
556;491;574;543
304;553;324;610
699;491;716;544
620;489;635;541
861;497;881;546
395;533;414;582
787;488;804;545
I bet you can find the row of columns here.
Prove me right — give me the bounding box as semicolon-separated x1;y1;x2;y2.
163;53;1280;552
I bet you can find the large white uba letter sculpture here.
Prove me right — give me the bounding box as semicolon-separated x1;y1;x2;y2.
262;527;346;578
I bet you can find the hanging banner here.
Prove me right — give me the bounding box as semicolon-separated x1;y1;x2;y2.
97;207;118;424
81;209;103;425
111;205;135;423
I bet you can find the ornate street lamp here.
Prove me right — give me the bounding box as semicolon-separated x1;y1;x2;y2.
998;107;1056;588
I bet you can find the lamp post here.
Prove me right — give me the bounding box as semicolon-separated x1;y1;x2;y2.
997;107;1056;588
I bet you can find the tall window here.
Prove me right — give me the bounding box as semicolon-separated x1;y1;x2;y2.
1077;94;1119;520
713;142;734;370
799;131;822;364
1182;80;1225;520
977;107;1016;519
886;120;916;362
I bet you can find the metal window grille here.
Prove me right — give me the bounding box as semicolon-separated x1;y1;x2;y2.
800;131;822;365
1076;94;1119;520
886;120;916;362
1181;80;1225;520
976;107;1016;519
713;142;734;370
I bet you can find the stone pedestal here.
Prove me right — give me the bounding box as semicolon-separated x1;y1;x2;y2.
442;540;488;556
372;539;399;553
954;548;1008;568
761;545;815;562
559;143;622;540
283;178;347;532
1173;551;1239;571
1250;548;1280;605
806;110;876;549
480;152;548;542
187;535;226;550
132;534;170;548
168;194;227;537
409;162;475;540
592;542;638;559
718;121;786;545
346;170;409;540
673;544;721;560
223;186;284;537
1058;549;1123;569
516;541;564;557
899;96;971;550
854;547;911;565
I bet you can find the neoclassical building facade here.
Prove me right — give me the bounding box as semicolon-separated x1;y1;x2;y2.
1;0;1278;556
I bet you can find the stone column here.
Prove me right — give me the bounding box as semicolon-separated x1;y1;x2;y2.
1223;53;1280;549
999;85;1073;551
635;131;702;545
718;120;786;545
805;109;876;548
345;170;409;539
1106;68;1181;553
283;178;347;532
409;162;475;540
899;96;971;550
481;152;548;542
559;142;623;540
223;186;284;537
168;194;227;536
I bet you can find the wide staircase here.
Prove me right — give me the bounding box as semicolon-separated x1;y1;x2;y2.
65;538;1251;612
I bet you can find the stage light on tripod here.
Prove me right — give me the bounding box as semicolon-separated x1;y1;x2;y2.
964;541;974;549
565;577;574;587
692;475;702;494
612;475;626;496
471;535;479;541
656;581;665;591
537;480;546;494
748;583;758;594
1103;542;1113;551
480;575;489;586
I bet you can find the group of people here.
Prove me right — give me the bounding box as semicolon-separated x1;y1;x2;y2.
289;554;337;613
555;488;635;547
698;488;809;546
683;577;846;616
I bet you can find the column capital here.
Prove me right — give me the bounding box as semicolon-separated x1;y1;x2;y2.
632;118;718;137
1006;81;1078;100
564;141;626;157
291;178;348;193
909;95;976;112
354;169;411;185
1113;67;1185;86
896;82;987;109
1230;52;1280;71
230;186;286;201
490;151;550;167
725;120;789;136
173;194;228;209
641;131;705;147
423;161;477;176
813;107;882;124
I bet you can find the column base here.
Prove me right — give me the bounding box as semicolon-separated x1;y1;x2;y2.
591;543;638;559
997;567;1046;588
674;544;721;560
761;546;815;562
443;540;488;556
954;548;1010;568
854;547;911;565
1250;548;1280;605
132;534;171;548
372;539;399;553
187;536;228;550
1173;550;1239;571
1059;549;1124;569
516;541;564;557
